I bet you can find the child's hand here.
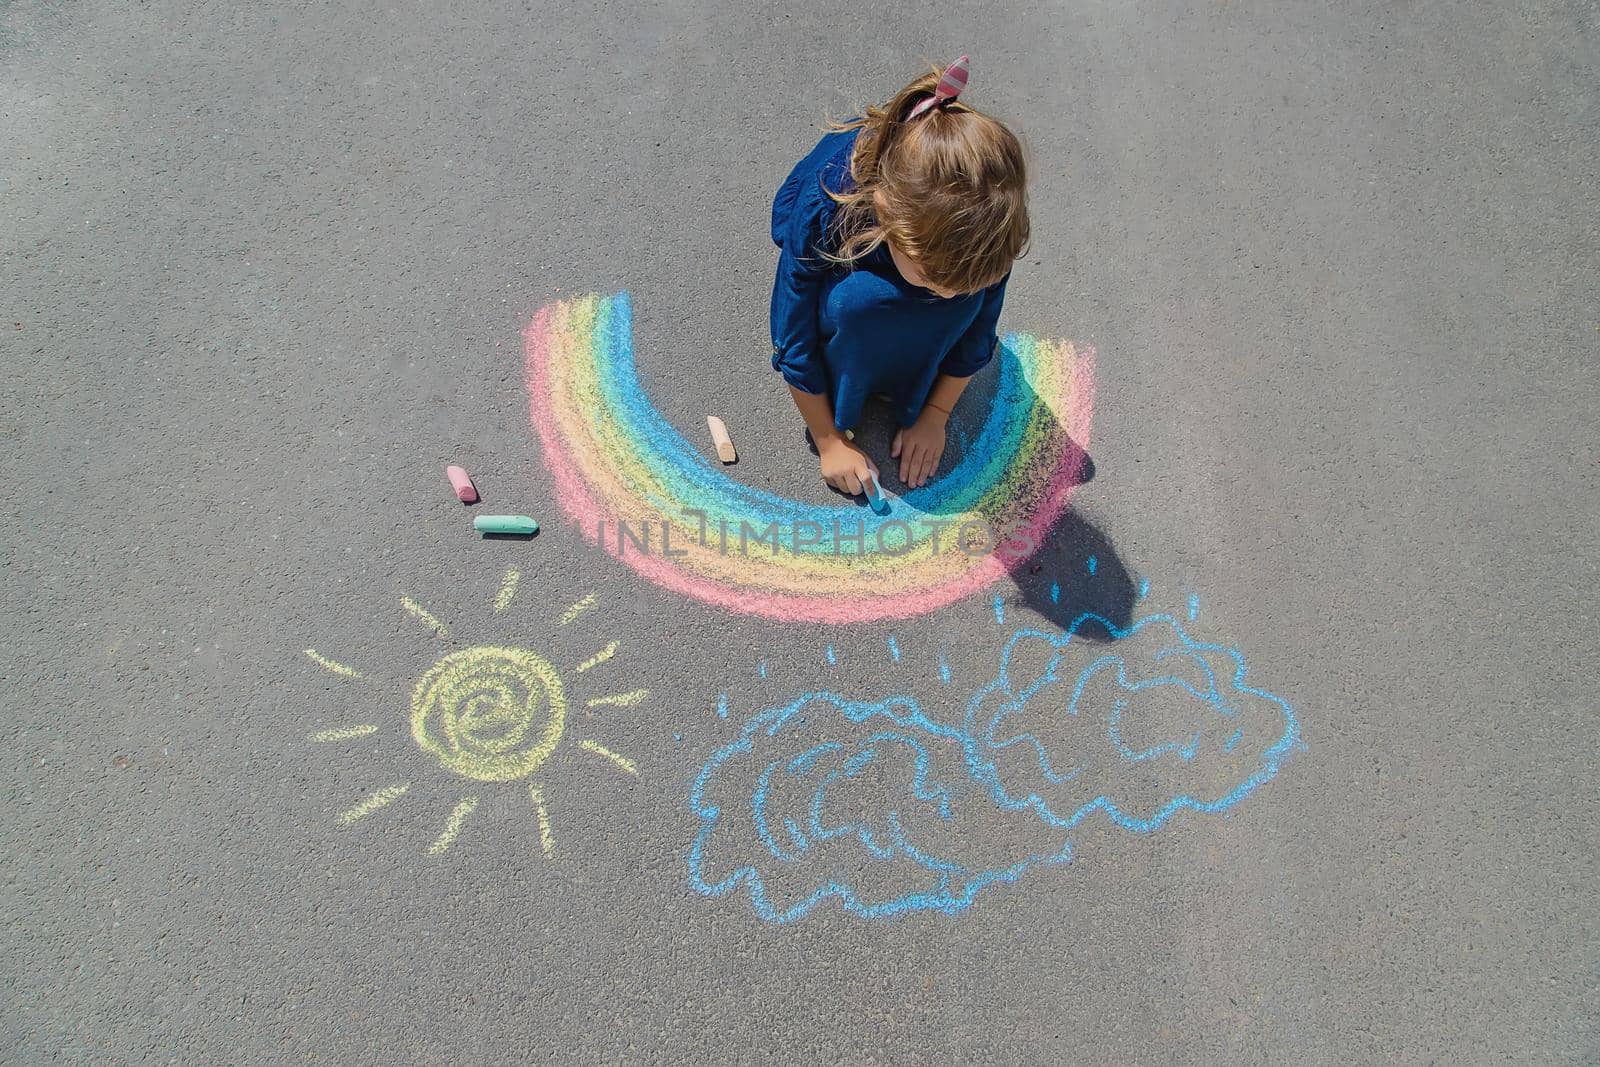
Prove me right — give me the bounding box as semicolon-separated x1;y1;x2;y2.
817;434;878;496
892;410;948;488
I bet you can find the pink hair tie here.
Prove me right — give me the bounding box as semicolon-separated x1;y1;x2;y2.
906;55;970;119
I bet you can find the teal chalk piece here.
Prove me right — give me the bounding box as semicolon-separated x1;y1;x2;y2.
473;514;539;536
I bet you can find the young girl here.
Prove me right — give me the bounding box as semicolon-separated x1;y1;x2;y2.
770;57;1029;495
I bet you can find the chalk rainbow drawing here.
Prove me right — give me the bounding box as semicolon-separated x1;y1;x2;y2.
524;292;1094;623
301;571;644;860
688;607;1298;921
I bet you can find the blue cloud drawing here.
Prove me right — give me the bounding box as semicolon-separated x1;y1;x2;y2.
967;613;1300;836
687;694;1069;922
688;611;1298;922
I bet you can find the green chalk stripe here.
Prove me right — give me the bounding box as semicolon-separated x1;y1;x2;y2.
473;514;539;536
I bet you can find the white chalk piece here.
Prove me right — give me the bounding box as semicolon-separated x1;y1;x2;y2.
706;416;737;463
446;465;478;503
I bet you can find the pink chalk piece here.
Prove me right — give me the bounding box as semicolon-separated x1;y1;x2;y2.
446;465;478;503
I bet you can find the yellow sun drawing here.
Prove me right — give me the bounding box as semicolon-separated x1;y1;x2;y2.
301;568;642;859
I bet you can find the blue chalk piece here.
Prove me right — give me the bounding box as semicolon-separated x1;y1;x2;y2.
1188;593;1200;621
863;474;889;514
825;645;837;666
1086;555;1098;576
886;635;901;662
674;733;683;742
992;595;1005;625
1050;582;1060;604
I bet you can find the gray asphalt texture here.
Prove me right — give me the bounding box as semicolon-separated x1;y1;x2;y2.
4;0;1597;1062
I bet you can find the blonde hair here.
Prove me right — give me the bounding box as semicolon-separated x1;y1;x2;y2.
825;67;1030;294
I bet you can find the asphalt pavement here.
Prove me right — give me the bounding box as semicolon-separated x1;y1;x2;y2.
3;0;1596;1061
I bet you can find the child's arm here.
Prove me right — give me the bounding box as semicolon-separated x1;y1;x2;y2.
772;200;874;493
892;276;1009;489
893;373;972;488
923;372;973;419
789;385;878;496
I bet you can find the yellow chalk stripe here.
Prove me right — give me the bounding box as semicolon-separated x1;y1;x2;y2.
586;688;648;709
427;795;480;855
580;740;638;776
337;784;409;825
304;649;363;679
401;596;450;638
494;568;522;613
529;783;555;859
308;724;379;743
573;641;619;673
559;592;596;625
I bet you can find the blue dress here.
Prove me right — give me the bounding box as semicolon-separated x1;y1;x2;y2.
769;126;1008;431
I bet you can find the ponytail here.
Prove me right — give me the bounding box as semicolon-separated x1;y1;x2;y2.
820;66;1028;294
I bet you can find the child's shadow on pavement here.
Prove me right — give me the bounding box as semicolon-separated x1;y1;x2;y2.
854;340;1134;640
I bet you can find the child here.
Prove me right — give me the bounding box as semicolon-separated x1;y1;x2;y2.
770;56;1029;495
